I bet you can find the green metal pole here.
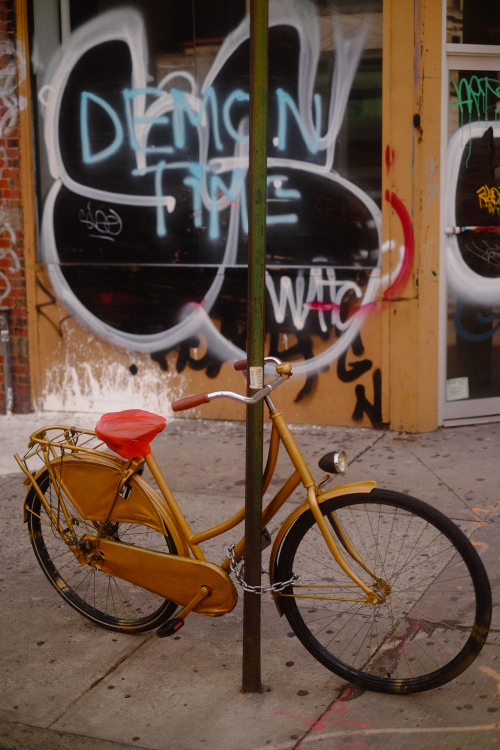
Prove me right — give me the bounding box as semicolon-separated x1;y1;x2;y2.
242;0;268;693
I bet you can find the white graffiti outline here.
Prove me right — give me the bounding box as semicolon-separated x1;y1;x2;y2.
0;203;21;304
0;35;25;304
0;38;27;137
446;122;500;305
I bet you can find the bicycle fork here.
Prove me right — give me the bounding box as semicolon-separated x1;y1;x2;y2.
305;486;386;604
268;404;386;605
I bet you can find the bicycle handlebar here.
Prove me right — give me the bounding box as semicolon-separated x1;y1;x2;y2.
171;357;292;412
171;393;211;412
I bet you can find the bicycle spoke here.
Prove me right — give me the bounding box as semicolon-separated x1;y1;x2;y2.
276;490;490;693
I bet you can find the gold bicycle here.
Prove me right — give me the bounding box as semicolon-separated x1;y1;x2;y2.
14;357;491;694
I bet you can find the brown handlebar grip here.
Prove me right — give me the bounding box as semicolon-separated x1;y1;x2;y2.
233;359;248;371
171;393;210;412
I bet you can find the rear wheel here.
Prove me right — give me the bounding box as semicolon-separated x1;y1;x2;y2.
275;489;491;693
26;469;178;632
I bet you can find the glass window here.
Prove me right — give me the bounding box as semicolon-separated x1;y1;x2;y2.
447;0;500;45
445;68;500;403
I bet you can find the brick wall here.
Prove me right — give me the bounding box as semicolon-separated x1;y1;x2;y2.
0;0;31;413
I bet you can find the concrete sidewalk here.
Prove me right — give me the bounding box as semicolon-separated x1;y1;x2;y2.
1;411;499;749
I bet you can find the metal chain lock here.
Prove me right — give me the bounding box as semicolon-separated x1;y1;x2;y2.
227;543;299;595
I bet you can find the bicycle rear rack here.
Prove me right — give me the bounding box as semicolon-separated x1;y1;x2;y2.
14;425;122;484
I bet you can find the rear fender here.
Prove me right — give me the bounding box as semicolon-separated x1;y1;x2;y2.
22;455;190;557
21;452;121;522
269;481;376;615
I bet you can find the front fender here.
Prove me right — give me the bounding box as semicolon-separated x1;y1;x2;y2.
269;480;376;615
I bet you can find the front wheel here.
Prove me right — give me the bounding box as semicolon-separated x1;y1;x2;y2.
275;489;491;694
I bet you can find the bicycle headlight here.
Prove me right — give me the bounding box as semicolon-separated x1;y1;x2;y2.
318;450;348;475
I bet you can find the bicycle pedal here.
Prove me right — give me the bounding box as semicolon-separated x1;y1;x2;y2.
261;528;272;550
156;617;184;638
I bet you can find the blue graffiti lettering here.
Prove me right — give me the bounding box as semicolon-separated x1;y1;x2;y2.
170;87;223;150
80;91;124;163
183;163;207;228
454;299;500;341
276;88;321;153
123;87;173;155
209;168;247;239
222;89;250;142
80;83;332;239
132;160;172;236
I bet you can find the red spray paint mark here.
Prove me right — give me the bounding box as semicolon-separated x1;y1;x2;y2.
305;301;378;314
480;666;500;692
306;188;414;309
280;690;371;750
275;700;370;737
383;190;414;300
385;145;395;174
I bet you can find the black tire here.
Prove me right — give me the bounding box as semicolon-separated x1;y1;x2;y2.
26;469;179;633
275;489;491;694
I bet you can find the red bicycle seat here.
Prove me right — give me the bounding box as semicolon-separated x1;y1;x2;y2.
95;409;166;459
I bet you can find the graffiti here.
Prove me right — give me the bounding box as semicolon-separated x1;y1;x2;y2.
40;2;381;371
0;203;20;304
0;246;20;303
78;202;123;241
82;83;324;163
477;184;500;216
337;334;382;427
461;237;500;267
447;111;500;400
445;123;500;305
351;367;382;425
276;699;370;749
454;299;500;342
35;278;71;338
0;36;25;305
0;39;27;137
451;75;500;126
383;191;414;300
385;145;395;174
337;335;372;383
266;268;369;334
480;666;500;693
